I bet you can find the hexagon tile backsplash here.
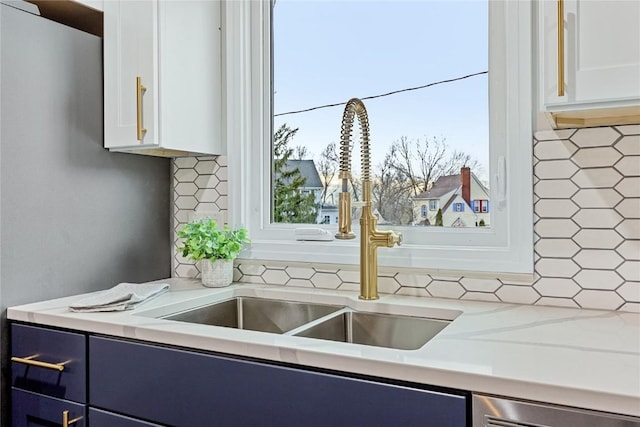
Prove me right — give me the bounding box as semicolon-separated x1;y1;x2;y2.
172;125;640;313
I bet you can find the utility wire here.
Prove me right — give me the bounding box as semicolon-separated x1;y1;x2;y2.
274;70;488;117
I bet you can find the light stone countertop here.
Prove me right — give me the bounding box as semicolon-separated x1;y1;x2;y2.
7;278;640;418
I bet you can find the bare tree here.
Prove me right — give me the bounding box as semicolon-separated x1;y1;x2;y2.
437;150;482;178
390;136;481;197
365;135;484;225
372;152;413;224
316;142;339;205
293;145;309;160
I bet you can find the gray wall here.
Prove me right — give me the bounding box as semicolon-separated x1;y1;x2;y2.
0;4;171;422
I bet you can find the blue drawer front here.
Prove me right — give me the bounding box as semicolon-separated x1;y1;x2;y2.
90;336;467;427
12;388;86;427
89;408;162;427
11;324;86;403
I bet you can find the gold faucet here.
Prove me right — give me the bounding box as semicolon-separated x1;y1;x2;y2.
335;98;402;300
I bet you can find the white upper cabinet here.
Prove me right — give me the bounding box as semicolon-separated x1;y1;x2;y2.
103;1;223;157
539;0;640;126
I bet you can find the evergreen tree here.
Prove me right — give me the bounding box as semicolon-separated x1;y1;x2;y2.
273;124;318;223
435;208;444;226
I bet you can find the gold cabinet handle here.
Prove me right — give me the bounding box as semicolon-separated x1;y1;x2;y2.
136;76;147;141
557;0;565;96
11;354;70;372
62;410;83;427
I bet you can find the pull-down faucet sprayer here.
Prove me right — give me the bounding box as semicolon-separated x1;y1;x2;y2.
335;98;402;300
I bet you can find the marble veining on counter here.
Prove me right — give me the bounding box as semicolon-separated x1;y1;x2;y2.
7;278;640;418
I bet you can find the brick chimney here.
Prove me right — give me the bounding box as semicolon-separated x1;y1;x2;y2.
461;167;471;206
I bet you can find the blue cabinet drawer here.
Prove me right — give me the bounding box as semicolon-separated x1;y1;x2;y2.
90;336;467;427
12;388;86;427
89;408;162;426
11;323;86;403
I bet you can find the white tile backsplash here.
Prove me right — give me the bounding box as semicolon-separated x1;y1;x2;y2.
572;188;623;208
534;179;579;199
571;168;622;188
286;266;316;280
459;277;502;292
573;270;624;290
171;124;640;312
534;199;580;218
533;139;577;160
616;283;640;302
496;285;541;304
261;269;290;285
535;159;579;179
574;289;625;310
571;127;620;147
614;156;640;176
310;272;342;289
615;135;640;155
534;278;581;298
573;147;622;168
616;177;640;197
616;240;640;260
426;281;466;299
534;239;580;258
572;229;624;249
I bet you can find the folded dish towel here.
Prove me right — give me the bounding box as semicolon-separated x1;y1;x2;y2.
69;282;170;313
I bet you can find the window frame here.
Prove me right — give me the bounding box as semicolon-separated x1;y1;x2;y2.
225;0;534;275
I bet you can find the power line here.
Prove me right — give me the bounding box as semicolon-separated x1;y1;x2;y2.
274;70;488;117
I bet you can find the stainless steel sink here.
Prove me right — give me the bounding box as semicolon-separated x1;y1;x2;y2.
293;310;450;350
162;297;342;334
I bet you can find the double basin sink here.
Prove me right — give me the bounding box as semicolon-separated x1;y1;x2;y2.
160;297;451;351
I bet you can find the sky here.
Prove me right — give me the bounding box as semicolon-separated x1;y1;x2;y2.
273;0;489;181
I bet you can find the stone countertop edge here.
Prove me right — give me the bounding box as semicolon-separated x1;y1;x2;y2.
7;278;640;418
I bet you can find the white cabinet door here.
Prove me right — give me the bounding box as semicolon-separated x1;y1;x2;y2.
103;1;222;156
541;0;640;109
157;0;222;156
104;0;157;148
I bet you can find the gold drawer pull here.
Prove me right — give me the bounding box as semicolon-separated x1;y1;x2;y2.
136;76;147;141
62;410;83;427
557;0;565;96
11;354;70;372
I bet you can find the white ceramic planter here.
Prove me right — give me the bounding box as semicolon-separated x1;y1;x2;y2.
201;259;233;287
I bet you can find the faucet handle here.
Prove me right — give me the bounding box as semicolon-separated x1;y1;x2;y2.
384;230;402;247
394;231;403;246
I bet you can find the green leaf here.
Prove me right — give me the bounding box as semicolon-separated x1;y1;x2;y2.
175;216;250;261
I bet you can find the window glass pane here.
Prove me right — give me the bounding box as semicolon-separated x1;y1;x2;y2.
273;0;488;229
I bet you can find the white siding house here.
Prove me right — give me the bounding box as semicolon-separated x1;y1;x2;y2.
412;167;490;227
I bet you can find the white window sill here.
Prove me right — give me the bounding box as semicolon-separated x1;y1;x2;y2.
241;237;533;277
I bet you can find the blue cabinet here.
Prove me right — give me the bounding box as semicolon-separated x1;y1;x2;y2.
11;322;468;427
89;408;162;426
90;336;468;427
11;324;87;427
11;324;86;403
12;388;85;427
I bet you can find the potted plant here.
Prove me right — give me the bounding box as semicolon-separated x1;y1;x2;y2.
176;217;250;287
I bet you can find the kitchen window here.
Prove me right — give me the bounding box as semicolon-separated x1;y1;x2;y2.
225;0;533;275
